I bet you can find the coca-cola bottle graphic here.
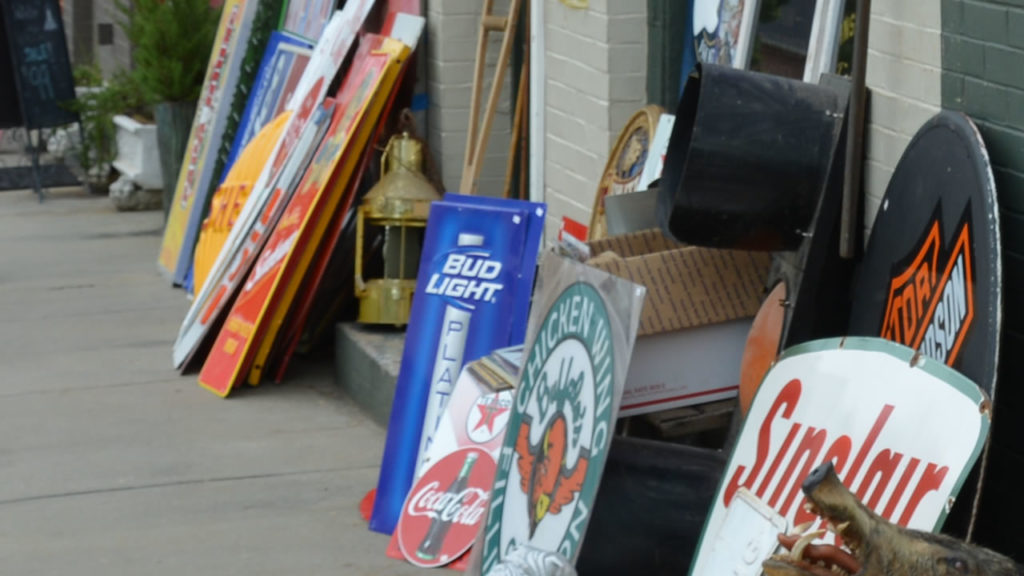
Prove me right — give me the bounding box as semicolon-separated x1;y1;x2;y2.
416;451;480;561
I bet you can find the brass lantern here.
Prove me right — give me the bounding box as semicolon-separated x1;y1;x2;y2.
355;132;441;326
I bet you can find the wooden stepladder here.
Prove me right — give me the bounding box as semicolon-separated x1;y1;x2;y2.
459;0;523;196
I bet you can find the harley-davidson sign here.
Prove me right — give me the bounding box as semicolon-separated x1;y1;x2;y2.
880;205;974;366
849;111;1000;396
689;337;990;576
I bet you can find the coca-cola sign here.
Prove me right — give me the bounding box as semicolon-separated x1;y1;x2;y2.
407;482;489;526
689;337;990;576
397;447;497;568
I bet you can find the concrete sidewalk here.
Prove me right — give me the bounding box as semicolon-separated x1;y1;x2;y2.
0;187;419;575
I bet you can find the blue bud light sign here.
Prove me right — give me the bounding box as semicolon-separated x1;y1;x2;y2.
369;194;546;535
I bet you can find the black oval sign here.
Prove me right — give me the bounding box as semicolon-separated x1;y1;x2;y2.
849;111;1001;396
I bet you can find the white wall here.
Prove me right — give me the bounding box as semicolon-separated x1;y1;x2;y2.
425;0;514;194
542;0;647;240
863;0;942;232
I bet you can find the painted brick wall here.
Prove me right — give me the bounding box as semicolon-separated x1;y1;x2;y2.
425;0;514;194
942;0;1024;215
543;0;647;240
863;0;942;234
940;0;1024;557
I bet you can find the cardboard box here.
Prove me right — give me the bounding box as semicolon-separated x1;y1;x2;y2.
586;230;771;416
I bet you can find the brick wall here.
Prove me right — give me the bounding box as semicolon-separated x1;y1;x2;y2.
940;0;1024;557
425;0;514;194
863;0;942;233
942;0;1024;214
543;0;647;240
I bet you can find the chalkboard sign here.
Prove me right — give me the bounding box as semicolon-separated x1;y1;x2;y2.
1;0;78;130
0;6;22;128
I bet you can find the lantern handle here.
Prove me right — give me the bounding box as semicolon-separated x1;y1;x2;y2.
380;131;419;176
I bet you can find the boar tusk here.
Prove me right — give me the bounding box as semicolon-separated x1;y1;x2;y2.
789;521;814;536
791;529;828;561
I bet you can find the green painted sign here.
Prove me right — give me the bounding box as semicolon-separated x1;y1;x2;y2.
480;281;617;571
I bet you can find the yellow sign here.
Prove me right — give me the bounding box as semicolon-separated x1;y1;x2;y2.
158;0;251;283
193;112;291;294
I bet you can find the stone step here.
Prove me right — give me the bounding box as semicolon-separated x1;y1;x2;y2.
333;322;405;427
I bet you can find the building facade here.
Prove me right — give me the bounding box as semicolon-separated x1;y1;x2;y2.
60;0;132;76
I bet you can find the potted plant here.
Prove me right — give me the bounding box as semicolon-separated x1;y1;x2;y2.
114;0;221;216
66;64;148;194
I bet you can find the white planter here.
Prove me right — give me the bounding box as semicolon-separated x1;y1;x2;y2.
112;114;163;190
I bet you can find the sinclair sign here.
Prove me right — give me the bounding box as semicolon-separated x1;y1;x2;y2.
689;337;990;576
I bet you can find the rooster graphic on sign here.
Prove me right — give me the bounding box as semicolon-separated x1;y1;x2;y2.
514;356;589;538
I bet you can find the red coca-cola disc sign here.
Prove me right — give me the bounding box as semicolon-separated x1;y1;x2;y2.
397;447;497;567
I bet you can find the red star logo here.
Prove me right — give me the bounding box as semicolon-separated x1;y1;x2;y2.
473;399;509;434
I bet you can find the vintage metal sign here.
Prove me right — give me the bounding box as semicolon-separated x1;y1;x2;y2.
689;337;991;576
396;447;497;568
369;196;545;536
158;0;257;283
847;111;1000;539
247;18;425;386
193;111;291;294
476;256;645;573
387;349;518;569
172;3;374;370
849;112;1001;396
225;31;312;175
588;105;660;240
173;99;331;371
638;113;675;192
197;39;405;397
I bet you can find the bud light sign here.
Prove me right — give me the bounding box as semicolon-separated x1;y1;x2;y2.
425;249;504;304
369;194;546;536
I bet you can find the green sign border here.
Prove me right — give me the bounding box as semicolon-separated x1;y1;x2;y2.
481;281;616;572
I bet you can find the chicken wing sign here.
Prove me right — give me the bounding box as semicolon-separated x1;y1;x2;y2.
689;337;990;576
474;255;645;574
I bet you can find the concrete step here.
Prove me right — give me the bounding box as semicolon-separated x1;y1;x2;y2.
333;322;405;427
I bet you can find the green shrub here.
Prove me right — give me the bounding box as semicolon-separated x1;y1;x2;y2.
114;0;222;105
66;67;147;179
